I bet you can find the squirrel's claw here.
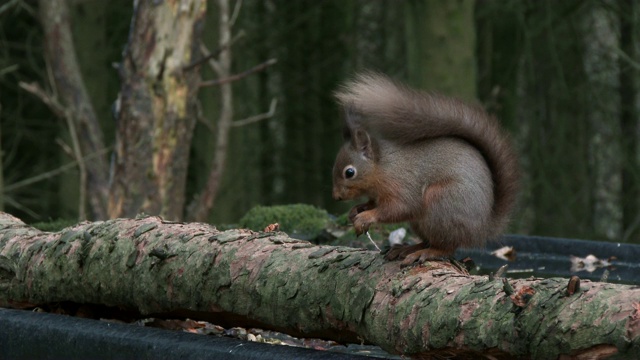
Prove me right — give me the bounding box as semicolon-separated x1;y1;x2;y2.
353;211;374;236
353;221;369;237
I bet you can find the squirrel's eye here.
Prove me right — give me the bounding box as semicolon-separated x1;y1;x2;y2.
344;166;356;179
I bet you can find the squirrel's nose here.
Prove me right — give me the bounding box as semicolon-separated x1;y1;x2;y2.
332;189;342;201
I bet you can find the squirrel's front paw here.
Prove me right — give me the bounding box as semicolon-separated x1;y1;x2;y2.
348;203;371;223
353;211;376;236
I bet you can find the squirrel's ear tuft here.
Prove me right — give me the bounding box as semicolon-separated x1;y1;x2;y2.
353;129;375;161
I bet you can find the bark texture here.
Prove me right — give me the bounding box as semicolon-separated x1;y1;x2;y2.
108;0;206;221
404;0;477;99
186;0;233;223
0;212;639;359
39;0;109;219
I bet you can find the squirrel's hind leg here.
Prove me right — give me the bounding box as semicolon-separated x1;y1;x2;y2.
399;247;454;267
384;242;454;266
384;242;429;261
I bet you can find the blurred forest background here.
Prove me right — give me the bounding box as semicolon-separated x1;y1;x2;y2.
0;0;639;243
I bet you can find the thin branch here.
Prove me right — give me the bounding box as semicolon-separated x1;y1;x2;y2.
0;64;19;77
612;45;640;71
63;110;87;220
184;31;245;72
187;0;233;222
199;58;277;87
229;0;242;27
19;80;87;220
18;82;65;118
4;147;112;193
183;48;221;72
45;51;58;99
231;98;278;127
0;0;20;16
55;138;75;159
15;0;36;17
4;197;40;220
195;101;215;133
623;214;640;242
199;42;222;75
0;102;3;212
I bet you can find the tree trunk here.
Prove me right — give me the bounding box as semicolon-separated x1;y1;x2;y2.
39;0;109;220
108;0;206;221
583;0;622;241
186;0;232;223
0;211;638;359
619;0;640;243
0;104;3;212
404;0;477;99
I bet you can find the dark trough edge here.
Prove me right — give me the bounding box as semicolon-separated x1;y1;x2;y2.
0;308;370;360
456;234;640;283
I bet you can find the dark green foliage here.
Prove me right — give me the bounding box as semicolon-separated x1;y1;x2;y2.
239;204;330;240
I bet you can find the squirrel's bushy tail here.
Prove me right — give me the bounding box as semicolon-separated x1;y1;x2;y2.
335;72;519;232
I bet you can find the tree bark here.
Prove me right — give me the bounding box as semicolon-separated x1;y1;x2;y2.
404;0;477;99
583;0;622;241
186;0;233;223
39;0;109;220
619;0;640;243
0;212;638;359
108;0;206;221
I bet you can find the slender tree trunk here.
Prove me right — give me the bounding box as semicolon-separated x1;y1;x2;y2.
0;103;3;212
39;0;109;220
583;0;622;241
187;0;232;223
109;0;206;221
619;0;640;242
0;211;639;359
404;0;477;99
518;1;593;239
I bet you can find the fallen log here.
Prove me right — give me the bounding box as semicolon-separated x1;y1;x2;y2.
0;211;638;358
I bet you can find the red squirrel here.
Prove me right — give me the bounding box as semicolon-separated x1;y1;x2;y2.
331;73;519;265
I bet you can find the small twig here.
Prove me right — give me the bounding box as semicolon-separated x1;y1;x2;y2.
185;31;245;72
229;0;243;27
0;64;19;77
195;101;215;133
199;42;222;74
4;196;40;220
45;56;58;99
0;0;20;17
612;46;640;71
55;138;75;159
0;102;3;212
199;58;277;88
18;82;65;118
4;147;112;193
15;0;35;17
365;231;381;252
182;50;220;72
231;98;277;127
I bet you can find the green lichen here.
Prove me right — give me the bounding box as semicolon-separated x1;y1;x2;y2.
239;204;330;241
30;219;77;232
